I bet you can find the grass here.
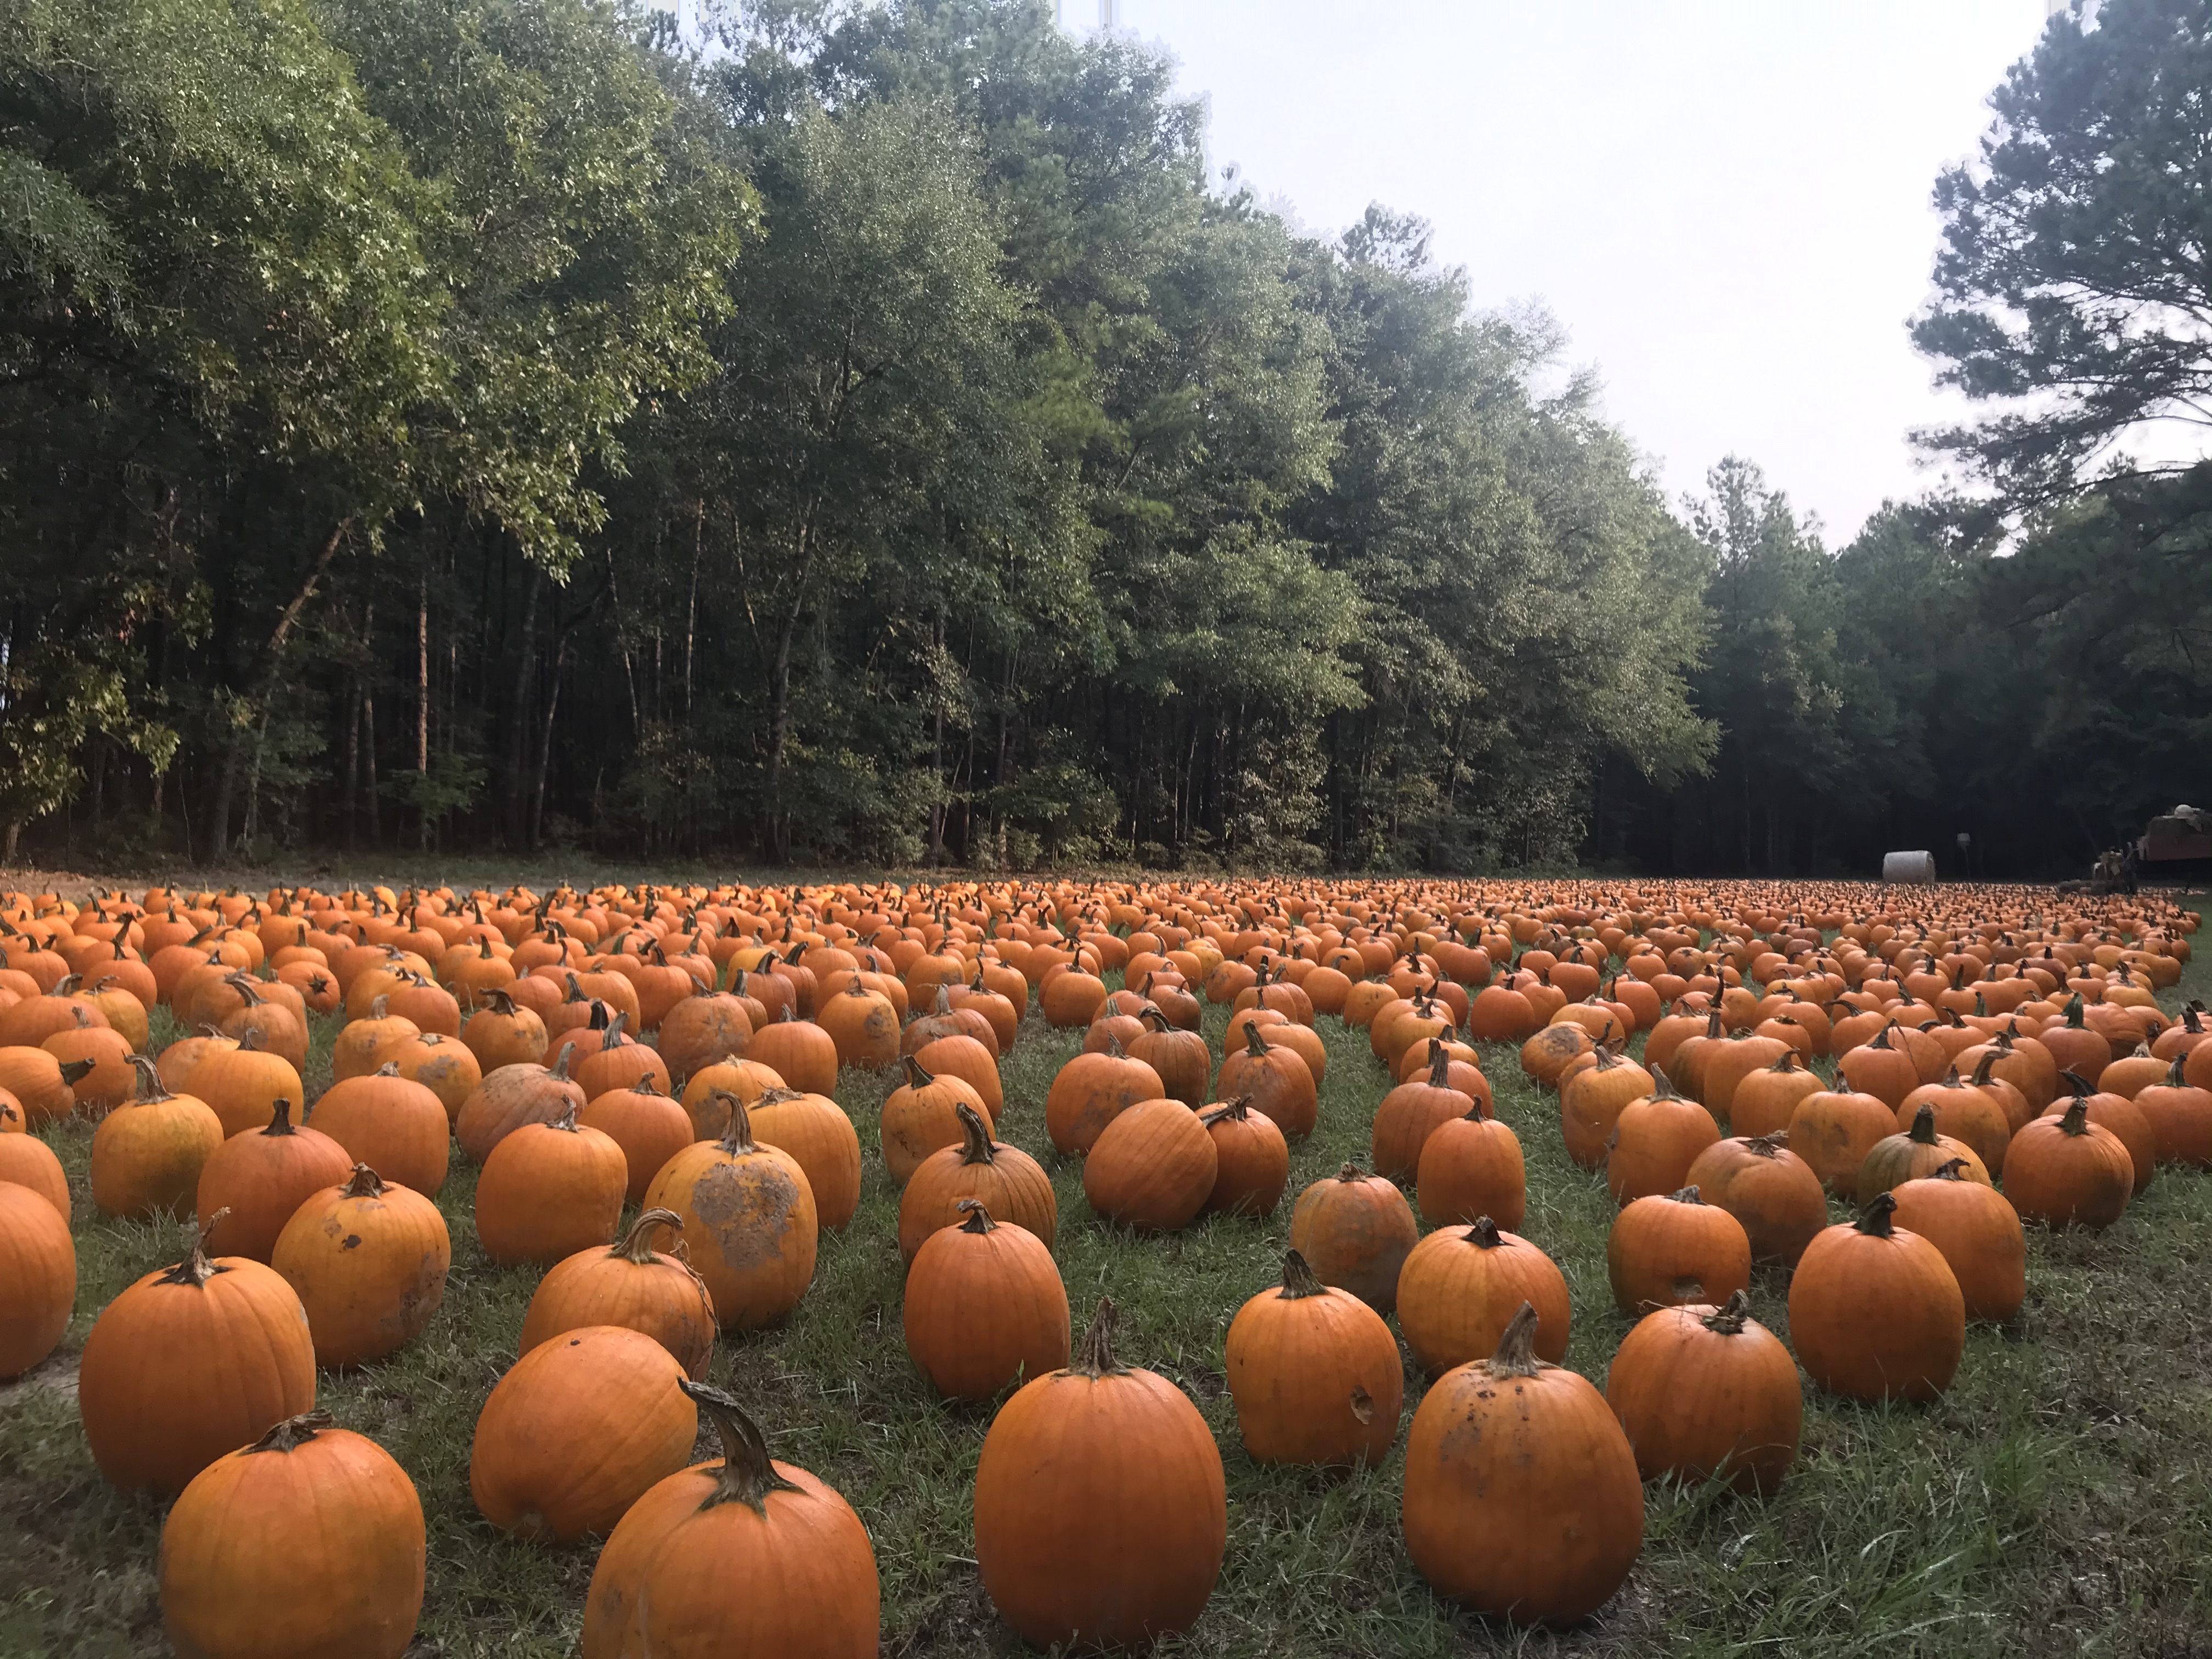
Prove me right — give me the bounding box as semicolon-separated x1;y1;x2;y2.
5;900;2212;1657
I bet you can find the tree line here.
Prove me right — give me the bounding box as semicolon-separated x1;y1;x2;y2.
3;0;2207;878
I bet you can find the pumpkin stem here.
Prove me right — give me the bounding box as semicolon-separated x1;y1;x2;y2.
2167;1053;2190;1087
158;1208;232;1286
954;1102;996;1165
1244;1021;1271;1058
1742;1133;1786;1158
1139;1006;1169;1032
1854;1192;1899;1237
682;1381;804;1514
601;1009;630;1050
261;1098;297;1137
549;1047;574;1082
483;986;520;1018
1649;1065;1679;1100
549;1102;582;1133
1199;1095;1253;1127
614;1209;684;1262
1071;1297;1130;1378
713;1091;758;1155
1701;1289;1752;1335
2057;1097;2092;1136
1277;1249;1328;1298
125;1053;170;1102
1906;1103;1940;1144
1463;1215;1506;1249
955;1198;997;1234
1427;1041;1452;1087
1484;1301;1551;1379
1669;1184;1705;1204
246;1408;336;1453
902;1054;935;1090
1932;1157;1974;1181
342;1164;387;1199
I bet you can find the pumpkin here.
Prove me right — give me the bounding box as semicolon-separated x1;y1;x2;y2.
1858;1103;1990;1200
0;1045;93;1127
1699;1031;1791;1123
78;1215;316;1493
747;1008;838;1096
188;1028;306;1139
973;1299;1226;1649
455;1051;588;1163
2006;1096;2135;1230
1682;1135;1827;1265
40;1009;134;1114
0;1178;74;1378
1397;1216;1571;1374
476;1105;627;1267
571;1011;670;1101
1837;1024;1919;1109
1414;1101;1526;1231
880;1056;991;1186
159;1410;425;1659
681;1058;786;1137
903;1201;1070;1402
308;1065;452;1197
654;987;754;1081
817;977;900;1069
580;1381;879;1659
155;1029;237;1095
1223;1249;1401;1469
1084;1097;1218;1232
1603;1291;1801;1494
1788;1194;1965;1402
911;1031;1003;1120
386;1031;482;1124
1606;1186;1752;1315
1287;1163;1419;1314
1891;1160;2027;1321
1604;1069;1720;1204
214;975;309;1070
1198;1096;1290;1216
470;1323;698;1543
899;1103;1054;1261
194;1099;353;1263
1559;1048;1653;1169
271;1166;452;1368
0;1091;70;1218
521;1209;716;1380
1402;1302;1644;1624
92;1055;224;1220
580;1077;693;1207
2041;1070;2158;1196
1129;1008;1210;1108
746;1087;862;1231
1727;1049;1825;1138
461;988;549;1073
1370;1042;1477;1183
2134;1053;2212;1167
1898;1065;2012;1176
643;1096;817;1332
1039;967;1109;1029
1215;1020;1318;1138
1785;1083;1898;1199
1043;1037;1163;1155
331;997;421;1081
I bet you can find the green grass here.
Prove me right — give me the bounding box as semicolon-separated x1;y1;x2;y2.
5;910;2212;1657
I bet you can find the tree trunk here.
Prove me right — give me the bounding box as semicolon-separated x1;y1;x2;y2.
505;568;540;847
761;500;821;862
416;563;431;852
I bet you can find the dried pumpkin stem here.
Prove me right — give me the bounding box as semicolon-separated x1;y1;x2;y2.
614;1209;684;1262
1071;1297;1130;1378
247;1409;335;1454
1702;1290;1752;1335
955;1198;997;1235
1277;1249;1328;1299
1484;1301;1550;1379
682;1381;803;1514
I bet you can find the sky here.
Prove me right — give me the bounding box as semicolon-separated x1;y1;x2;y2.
1076;0;2063;545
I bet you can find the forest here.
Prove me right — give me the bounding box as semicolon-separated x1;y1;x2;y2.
3;0;2208;878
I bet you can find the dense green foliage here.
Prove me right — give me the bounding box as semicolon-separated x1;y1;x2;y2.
2;0;2205;874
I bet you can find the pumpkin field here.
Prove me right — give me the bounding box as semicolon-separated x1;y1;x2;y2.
3;876;2211;1657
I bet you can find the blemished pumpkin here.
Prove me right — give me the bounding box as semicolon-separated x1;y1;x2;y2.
1785;1083;1898;1199
903;1201;1070;1402
1402;1303;1644;1624
579;1382;879;1659
1788;1194;1965;1402
898;1103;1055;1261
1215;1020;1318;1139
1606;1186;1752;1316
1043;1037;1163;1155
78;1214;317;1494
270;1166;452;1369
159;1410;425;1659
521;1210;716;1381
643;1095;817;1332
1681;1134;1827;1265
879;1055;992;1186
454;1052;588;1163
1288;1163;1419;1314
0;1178;74;1378
1083;1096;1218;1232
973;1300;1227;1650
1605;1069;1720;1204
1223;1249;1402;1469
1396;1216;1571;1375
470;1324;698;1543
1604;1291;1801;1494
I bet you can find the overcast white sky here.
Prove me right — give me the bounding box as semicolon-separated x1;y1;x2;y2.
1081;1;2059;545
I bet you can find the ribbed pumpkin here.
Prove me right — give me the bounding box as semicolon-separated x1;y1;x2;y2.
520;1210;716;1380
899;1103;1055;1262
1288;1163;1419;1314
1216;1021;1318;1139
1198;1097;1290;1217
195;1099;353;1263
1559;1048;1654;1169
644;1097;817;1332
271;1166;452;1368
1683;1135;1827;1265
1604;1292;1801;1494
159;1410;425;1659
470;1323;697;1543
1898;1066;2012;1176
1837;1024;1920;1109
1129;1008;1211;1109
1223;1249;1402;1469
1891;1160;2027;1321
91;1056;224;1220
880;1056;992;1186
580;1078;693;1207
461;988;549;1073
1728;1050;1825;1138
1606;1186;1751;1315
1043;1037;1163;1155
1397;1217;1571;1374
1415;1102;1526;1231
0;1179;74;1378
904;1201;1070;1402
746;1087;862;1232
1788;1194;1965;1402
2134;1053;2212;1167
0;1091;71;1218
1403;1302;1643;1624
1787;1082;1904;1198
973;1299;1226;1650
579;1383;879;1659
1370;1043;1477;1183
308;1065;451;1197
79;1216;316;1493
188;1029;306;1140
476;1105;627;1268
0;1045;93;1127
911;1032;1003;1120
1858;1103;1990;1200
654;988;754;1081
455;1052;587;1163
1084;1097;1218;1232
747;1008;838;1096
2042;1070;2158;1197
1605;1070;1720;1204
2006;1097;2134;1230
681;1058;786;1138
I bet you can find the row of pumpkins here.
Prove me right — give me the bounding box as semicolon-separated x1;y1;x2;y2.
0;877;2200;1654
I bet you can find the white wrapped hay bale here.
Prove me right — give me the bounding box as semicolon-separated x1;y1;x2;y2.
1881;850;1937;885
